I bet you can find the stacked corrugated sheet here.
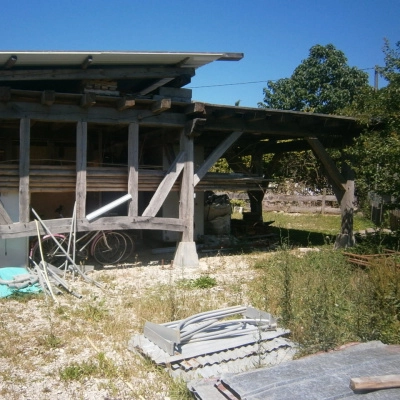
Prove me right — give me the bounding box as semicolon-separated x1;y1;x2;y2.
128;306;297;380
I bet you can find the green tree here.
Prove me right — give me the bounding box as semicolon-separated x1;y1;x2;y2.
259;44;369;114
344;40;400;209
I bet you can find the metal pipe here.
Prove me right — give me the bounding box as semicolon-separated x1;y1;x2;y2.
86;193;132;221
31;208;103;289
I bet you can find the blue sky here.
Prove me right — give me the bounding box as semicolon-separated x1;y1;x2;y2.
2;0;399;107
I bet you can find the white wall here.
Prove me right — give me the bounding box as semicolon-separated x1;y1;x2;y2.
0;191;28;267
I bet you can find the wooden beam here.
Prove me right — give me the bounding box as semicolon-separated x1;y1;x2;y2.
142;151;185;217
19;117;30;223
0;216;186;239
194;131;243;186
350;375;400;392
76;121;87;219
139;78;175;95
0;201;13;225
0;102;187;127
185;102;206;116
116;97;136;111
185;118;207;138
41;90;55;106
0;86;11;102
80;93;96;108
128;122;139;217
179;130;194;242
306;137;346;197
151;98;171;114
0;66;196;81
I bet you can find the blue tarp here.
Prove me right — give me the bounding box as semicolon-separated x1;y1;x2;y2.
0;267;41;298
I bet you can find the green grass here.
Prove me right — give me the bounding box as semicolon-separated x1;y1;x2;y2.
248;247;400;354
262;211;375;247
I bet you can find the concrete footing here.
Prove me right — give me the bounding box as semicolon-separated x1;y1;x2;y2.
173;241;199;268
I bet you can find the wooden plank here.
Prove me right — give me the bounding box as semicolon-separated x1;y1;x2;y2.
41;90;55;106
0;86;11;102
350;375;400;391
306;137;346;199
128;122;139;217
0;216;185;239
0;201;13;224
151;98;171;114
0;102;187;127
142;151;185;217
117;97;135;111
76;121;87;219
19;117;30;223
194;131;242;187
0;66;196;82
80;93;96;108
185;102;206;116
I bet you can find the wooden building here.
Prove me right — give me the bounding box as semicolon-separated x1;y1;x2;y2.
0;51;362;267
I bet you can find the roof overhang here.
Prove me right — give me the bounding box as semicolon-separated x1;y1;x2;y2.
0;50;243;69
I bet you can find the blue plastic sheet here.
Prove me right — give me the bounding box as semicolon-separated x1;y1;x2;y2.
0;267;41;298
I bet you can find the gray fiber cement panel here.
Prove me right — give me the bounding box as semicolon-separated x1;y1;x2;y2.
215;341;400;399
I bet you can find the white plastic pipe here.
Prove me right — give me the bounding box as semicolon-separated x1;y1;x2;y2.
86;194;132;221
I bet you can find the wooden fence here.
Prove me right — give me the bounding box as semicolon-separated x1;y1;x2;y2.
262;189;340;214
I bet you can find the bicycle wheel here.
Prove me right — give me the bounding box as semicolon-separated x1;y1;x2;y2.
92;231;127;265
119;232;135;262
30;235;68;269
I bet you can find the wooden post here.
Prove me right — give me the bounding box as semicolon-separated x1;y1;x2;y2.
247;150;265;222
19;117;30;223
76;121;87;219
128;121;139;217
180;130;194;242
307;137;355;248
173;125;199;268
335;164;355;248
321;188;326;214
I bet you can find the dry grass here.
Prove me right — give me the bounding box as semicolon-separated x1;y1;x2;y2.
0;253;257;399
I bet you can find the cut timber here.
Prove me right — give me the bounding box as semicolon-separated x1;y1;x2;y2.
350;374;400;391
173;242;199;268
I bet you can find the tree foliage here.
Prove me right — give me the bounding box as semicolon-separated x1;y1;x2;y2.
344;40;400;206
259;44;369;114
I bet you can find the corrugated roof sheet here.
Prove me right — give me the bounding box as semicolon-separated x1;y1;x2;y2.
129;328;296;380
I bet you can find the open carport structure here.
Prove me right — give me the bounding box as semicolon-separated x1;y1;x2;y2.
0;50;362;268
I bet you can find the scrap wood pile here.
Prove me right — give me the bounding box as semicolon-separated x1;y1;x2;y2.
344;249;400;269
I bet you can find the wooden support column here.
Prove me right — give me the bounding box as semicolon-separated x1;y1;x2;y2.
335;162;356;248
306;137;355;248
247;149;266;222
173;124;199;268
76;121;87;219
19;117;30;223
128;121;139;217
